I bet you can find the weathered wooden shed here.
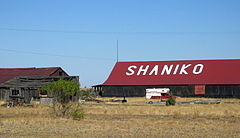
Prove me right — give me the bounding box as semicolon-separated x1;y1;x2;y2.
93;59;240;98
0;67;79;103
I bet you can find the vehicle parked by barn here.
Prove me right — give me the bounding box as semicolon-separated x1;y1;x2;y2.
146;88;177;99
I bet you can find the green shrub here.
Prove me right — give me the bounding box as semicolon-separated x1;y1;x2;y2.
79;90;94;101
52;102;71;117
166;97;176;106
70;109;85;120
41;79;85;120
40;79;80;104
52;102;85;120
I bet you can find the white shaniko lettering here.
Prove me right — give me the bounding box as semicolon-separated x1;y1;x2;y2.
125;63;204;76
161;65;174;75
179;64;192;74
137;65;149;75
126;65;137;76
149;65;159;75
193;64;204;74
173;64;180;75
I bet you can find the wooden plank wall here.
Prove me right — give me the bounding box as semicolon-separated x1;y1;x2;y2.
0;76;79;102
102;85;195;97
101;85;240;98
0;88;9;100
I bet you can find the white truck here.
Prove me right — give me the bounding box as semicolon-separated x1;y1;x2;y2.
145;88;171;99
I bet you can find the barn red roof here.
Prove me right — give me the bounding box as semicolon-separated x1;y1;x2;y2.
0;67;68;84
102;59;240;86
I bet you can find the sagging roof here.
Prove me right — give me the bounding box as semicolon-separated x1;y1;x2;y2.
101;59;240;86
0;76;78;88
0;67;68;84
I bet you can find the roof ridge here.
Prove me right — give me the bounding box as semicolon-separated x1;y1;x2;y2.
0;67;60;70
0;68;36;70
117;59;240;63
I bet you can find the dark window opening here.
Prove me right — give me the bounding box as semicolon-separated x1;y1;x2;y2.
59;72;63;76
11;89;20;96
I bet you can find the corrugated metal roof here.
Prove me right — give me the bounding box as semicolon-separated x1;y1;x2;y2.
102;59;240;86
0;67;67;84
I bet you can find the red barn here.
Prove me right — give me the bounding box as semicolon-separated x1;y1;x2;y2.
94;59;240;98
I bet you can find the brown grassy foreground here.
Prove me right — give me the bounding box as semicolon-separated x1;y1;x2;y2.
0;97;240;137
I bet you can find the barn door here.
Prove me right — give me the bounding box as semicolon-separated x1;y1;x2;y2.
194;85;205;95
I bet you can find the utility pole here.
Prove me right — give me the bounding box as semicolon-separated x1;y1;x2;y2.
116;39;127;102
117;39;119;62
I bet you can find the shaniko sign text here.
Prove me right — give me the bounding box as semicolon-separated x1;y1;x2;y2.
126;64;204;76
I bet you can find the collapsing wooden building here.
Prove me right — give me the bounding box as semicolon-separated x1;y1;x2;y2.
93;59;240;98
0;67;79;103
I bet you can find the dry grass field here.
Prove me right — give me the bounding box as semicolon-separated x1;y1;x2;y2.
1;97;240;137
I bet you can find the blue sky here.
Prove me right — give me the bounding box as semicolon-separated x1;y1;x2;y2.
0;0;240;87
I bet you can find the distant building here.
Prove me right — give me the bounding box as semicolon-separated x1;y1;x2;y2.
93;59;240;98
0;67;79;102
